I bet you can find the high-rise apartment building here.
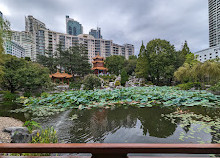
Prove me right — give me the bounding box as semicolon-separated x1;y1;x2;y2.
89;27;102;39
4;41;25;58
66;15;83;36
25;15;47;60
23;15;134;63
208;0;220;47
12;31;34;60
194;0;220;62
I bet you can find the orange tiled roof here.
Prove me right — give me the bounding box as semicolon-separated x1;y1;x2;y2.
91;67;108;70
50;70;73;78
92;55;104;59
92;60;104;63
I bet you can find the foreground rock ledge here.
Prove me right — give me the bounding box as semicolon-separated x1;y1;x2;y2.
0;117;23;143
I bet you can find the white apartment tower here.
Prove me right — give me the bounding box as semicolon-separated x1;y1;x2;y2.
209;0;220;47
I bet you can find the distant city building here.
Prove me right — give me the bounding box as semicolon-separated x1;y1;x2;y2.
4;41;25;58
12;31;34;60
25;15;47;60
0;11;3;18
22;15;134;63
194;45;219;62
194;0;220;62
89;27;102;39
66;15;83;36
208;0;220;47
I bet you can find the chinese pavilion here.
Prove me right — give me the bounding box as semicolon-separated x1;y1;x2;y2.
91;55;108;74
49;70;73;85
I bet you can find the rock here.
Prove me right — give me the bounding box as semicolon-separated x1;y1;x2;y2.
11;131;32;143
3;127;29;135
80;84;85;90
109;82;114;88
3;127;40;143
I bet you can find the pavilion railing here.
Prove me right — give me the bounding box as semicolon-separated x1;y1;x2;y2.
0;143;220;158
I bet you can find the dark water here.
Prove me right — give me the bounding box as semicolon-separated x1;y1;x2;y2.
1;102;220;156
1;102;219;144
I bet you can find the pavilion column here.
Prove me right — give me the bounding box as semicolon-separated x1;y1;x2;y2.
67;79;69;85
62;78;64;84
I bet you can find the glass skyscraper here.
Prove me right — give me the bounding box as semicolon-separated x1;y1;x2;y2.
89;27;102;39
209;0;220;47
66;15;83;36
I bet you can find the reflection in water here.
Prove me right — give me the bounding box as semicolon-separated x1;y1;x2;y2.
1;101;220;144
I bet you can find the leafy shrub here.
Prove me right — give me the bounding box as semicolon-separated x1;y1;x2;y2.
24;92;32;97
83;74;101;90
115;81;121;87
69;81;82;90
209;81;220;92
177;82;201;90
2;91;17;101
24;121;41;133
100;75;116;82
121;69;129;86
146;81;153;85
41;92;50;98
32;127;58;144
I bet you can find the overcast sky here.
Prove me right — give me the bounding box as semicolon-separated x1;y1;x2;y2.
0;0;209;55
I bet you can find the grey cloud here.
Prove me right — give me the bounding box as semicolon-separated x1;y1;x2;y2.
1;0;209;55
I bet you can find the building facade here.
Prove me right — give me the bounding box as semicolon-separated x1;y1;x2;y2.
4;41;25;58
89;27;102;39
66;15;83;36
194;0;220;62
23;15;134;63
209;0;220;47
12;31;34;60
194;45;219;62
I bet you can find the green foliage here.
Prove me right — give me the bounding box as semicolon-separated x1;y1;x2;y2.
115;80;121;87
23;92;32;97
177;82;201;90
23;121;41;133
209;81;220;92
37;43;91;76
136;39;187;85
135;42;148;78
83;74;101;90
105;55;125;75
121;69;128;86
8;125;58;156
125;55;137;75
15;87;220;117
0;55;51;94
32;127;58;143
174;58;220;86
100;75;116;82
69;80;82;90
2;91;17;101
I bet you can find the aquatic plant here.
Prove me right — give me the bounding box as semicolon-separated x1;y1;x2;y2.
14;86;220;117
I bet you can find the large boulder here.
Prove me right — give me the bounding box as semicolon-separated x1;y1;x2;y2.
3;127;39;143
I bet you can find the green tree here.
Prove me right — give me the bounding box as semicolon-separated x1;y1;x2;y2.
146;39;177;85
125;55;137;75
135;42;148;78
83;74;101;90
1;55;50;93
121;69;129;86
105;55;125;75
0;16;11;80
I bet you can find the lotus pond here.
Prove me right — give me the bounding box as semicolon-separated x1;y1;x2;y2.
1;86;220;146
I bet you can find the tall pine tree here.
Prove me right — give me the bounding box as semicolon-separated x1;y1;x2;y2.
135;41;148;79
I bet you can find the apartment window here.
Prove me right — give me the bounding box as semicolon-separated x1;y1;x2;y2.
210;53;212;55
205;58;207;60
204;54;206;56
